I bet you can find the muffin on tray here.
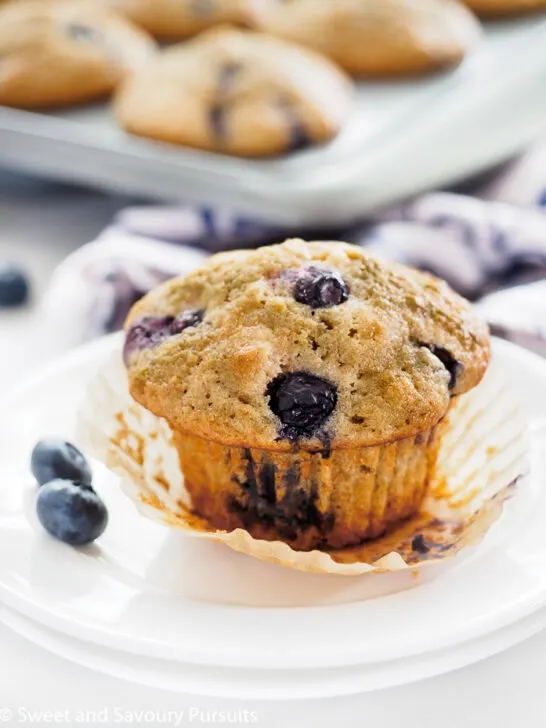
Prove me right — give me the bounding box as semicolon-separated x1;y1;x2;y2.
122;239;490;551
114;26;353;157
0;0;155;109
101;0;246;40
244;0;481;77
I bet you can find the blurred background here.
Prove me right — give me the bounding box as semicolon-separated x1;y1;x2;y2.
2;0;546;387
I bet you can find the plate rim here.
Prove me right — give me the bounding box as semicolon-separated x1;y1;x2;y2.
2;601;546;700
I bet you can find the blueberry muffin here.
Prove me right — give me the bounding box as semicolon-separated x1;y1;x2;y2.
103;0;245;40
123;239;490;551
461;0;546;14
244;0;481;77
0;1;155;109
114;26;353;157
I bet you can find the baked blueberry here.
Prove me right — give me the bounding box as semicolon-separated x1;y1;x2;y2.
287;119;311;152
293;266;349;308
209;103;226;142
191;0;216;15
171;308;204;334
124;311;205;364
267;371;337;440
0;264;29;307
424;344;464;390
36;479;108;546
123;315;175;365
278;97;311;152
31;439;92;487
66;23;102;43
209;63;242;142
411;534;430;554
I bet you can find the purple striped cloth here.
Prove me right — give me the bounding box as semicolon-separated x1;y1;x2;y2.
43;138;546;357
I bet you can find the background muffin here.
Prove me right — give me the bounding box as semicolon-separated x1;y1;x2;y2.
0;0;155;109
102;0;246;40
461;0;546;15
244;0;481;76
123;240;490;550
114;26;353;157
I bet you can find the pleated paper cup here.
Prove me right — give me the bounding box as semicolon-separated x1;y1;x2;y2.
78;346;529;576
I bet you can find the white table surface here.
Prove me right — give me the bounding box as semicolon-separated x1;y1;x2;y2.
0;172;542;727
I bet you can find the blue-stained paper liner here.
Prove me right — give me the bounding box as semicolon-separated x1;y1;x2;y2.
78;349;528;576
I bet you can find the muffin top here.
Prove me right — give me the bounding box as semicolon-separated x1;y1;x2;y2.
124;239;490;450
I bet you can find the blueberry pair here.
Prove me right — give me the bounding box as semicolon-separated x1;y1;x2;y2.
31;439;108;546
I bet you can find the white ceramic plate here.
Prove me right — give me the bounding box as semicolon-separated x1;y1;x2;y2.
3;599;546;700
0;336;545;673
1;17;546;224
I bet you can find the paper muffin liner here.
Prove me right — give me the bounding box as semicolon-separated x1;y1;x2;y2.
78;345;529;576
171;422;448;551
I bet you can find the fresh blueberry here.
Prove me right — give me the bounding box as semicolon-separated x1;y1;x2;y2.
0;264;30;307
36;479;108;546
31;439;92;487
423;344;464;390
267;372;337;441
123;315;175;365
170;308;204;335
293;266;349;308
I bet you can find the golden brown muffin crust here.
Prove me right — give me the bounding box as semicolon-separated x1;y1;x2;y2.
124;240;490;451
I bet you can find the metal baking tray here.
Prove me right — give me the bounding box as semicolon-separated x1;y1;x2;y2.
1;15;546;226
